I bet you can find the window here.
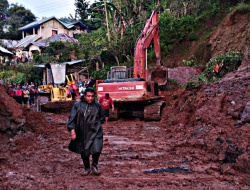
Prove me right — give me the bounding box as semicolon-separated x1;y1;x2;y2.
52;30;58;35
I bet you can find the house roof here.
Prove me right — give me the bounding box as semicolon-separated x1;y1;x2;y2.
15;35;42;48
0;46;13;55
32;33;78;48
33;59;96;68
19;16;75;31
66;21;88;30
34;59;85;68
0;39;19;49
19;17;88;32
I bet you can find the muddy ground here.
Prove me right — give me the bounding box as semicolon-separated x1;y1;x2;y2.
0;62;250;189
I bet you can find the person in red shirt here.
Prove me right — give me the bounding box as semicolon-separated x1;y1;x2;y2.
98;93;114;125
8;88;15;97
15;86;23;104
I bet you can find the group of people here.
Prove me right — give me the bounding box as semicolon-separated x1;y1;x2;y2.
9;55;32;66
5;82;38;106
65;72;95;98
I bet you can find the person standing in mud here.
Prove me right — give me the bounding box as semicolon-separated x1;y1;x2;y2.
98;93;114;125
67;88;105;176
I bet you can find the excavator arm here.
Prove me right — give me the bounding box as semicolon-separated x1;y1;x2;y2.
134;11;161;80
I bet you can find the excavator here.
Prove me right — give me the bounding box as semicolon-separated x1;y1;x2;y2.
96;11;167;121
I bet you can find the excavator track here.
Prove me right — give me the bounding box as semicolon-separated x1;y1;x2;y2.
144;101;166;121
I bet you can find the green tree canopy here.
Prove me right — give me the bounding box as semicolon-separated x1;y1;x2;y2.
1;3;36;40
0;0;9;36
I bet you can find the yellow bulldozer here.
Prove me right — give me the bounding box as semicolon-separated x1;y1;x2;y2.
36;61;88;113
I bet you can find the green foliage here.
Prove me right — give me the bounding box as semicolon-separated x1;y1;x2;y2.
182;80;200;89
234;3;250;13
33;54;53;64
167;78;179;86
76;26;109;61
75;0;89;20
12;73;27;84
44;41;76;63
204;51;243;79
0;62;43;85
197;2;220;21
158;11;196;56
91;65;112;80
182;59;196;67
1;3;36;40
0;69;26;84
188;30;198;41
183;51;243;89
0;0;9;36
0;0;8;20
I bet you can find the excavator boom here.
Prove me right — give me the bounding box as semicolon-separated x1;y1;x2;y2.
134;11;161;80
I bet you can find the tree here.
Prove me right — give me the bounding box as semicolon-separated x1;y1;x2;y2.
45;41;76;63
0;0;8;20
3;3;36;40
75;0;90;20
0;0;9;37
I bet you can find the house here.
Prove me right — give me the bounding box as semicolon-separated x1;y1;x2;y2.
0;46;13;64
15;16;88;58
29;33;78;57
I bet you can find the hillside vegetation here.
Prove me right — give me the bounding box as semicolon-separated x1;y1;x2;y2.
0;0;250;85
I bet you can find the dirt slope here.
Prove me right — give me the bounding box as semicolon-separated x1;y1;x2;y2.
162;9;250;68
209;9;250;58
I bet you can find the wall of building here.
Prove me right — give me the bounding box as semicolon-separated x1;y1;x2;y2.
39;19;72;39
28;44;41;58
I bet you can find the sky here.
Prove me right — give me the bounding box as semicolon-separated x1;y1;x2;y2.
7;0;80;20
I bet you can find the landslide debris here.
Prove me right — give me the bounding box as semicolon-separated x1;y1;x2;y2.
160;64;250;178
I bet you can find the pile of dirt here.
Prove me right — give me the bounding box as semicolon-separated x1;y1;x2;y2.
160;64;250;179
0;85;51;137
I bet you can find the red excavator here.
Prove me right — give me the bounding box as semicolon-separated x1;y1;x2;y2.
96;11;166;121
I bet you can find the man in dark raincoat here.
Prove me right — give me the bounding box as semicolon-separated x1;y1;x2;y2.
67;88;105;175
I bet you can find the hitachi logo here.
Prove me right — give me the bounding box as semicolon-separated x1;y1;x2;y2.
118;87;135;90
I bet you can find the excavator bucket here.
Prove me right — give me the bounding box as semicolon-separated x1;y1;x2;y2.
151;67;168;87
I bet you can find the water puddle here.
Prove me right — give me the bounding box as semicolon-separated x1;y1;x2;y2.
143;167;193;174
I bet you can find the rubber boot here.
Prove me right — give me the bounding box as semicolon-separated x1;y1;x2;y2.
81;153;90;176
92;153;101;175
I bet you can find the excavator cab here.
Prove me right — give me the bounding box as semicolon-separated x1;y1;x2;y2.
107;66;133;80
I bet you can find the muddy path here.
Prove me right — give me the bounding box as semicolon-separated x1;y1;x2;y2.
0;65;250;189
0;113;249;189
